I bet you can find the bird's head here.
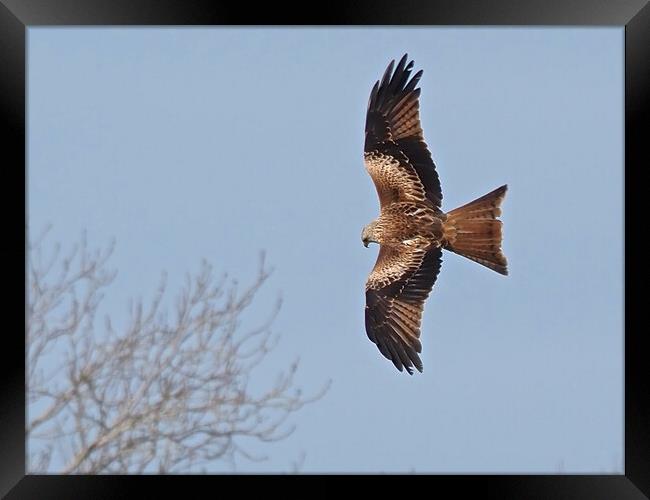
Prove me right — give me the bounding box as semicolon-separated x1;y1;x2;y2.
361;221;379;248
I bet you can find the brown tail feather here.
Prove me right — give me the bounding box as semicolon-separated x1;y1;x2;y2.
442;185;508;275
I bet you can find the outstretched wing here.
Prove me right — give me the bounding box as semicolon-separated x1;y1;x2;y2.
365;244;443;374
364;54;442;209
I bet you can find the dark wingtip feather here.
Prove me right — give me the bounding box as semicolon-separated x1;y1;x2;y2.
388;55;408;93
369;55;422;115
402;70;423;95
380;59;395;88
368;80;380;109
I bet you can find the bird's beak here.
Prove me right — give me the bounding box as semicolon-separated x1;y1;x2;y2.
363;241;369;248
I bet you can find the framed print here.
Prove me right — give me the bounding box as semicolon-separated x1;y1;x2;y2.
1;0;646;497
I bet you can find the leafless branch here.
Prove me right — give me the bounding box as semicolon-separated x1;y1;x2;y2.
27;228;329;473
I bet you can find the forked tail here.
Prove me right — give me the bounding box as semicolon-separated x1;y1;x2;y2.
442;185;508;275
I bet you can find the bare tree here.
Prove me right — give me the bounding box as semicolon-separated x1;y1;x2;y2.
27;226;329;473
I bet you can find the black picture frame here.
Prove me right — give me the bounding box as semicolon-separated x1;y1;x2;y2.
2;0;646;497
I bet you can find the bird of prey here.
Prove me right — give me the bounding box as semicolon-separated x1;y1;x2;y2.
362;54;508;374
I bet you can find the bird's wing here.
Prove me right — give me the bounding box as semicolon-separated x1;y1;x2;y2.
365;243;443;374
364;54;442;209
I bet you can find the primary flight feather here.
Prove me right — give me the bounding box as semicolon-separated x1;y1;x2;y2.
362;54;508;374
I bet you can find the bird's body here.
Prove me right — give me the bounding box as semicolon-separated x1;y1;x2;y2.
362;54;508;374
364;202;444;247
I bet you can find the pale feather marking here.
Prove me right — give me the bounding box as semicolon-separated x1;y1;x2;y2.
364;151;426;207
365;245;426;291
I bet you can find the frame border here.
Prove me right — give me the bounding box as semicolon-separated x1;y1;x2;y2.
2;1;645;497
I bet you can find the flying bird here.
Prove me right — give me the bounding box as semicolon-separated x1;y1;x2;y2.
362;54;508;374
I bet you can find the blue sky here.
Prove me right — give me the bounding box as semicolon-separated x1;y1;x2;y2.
28;27;623;473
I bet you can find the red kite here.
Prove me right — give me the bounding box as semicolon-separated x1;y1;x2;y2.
363;54;508;374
